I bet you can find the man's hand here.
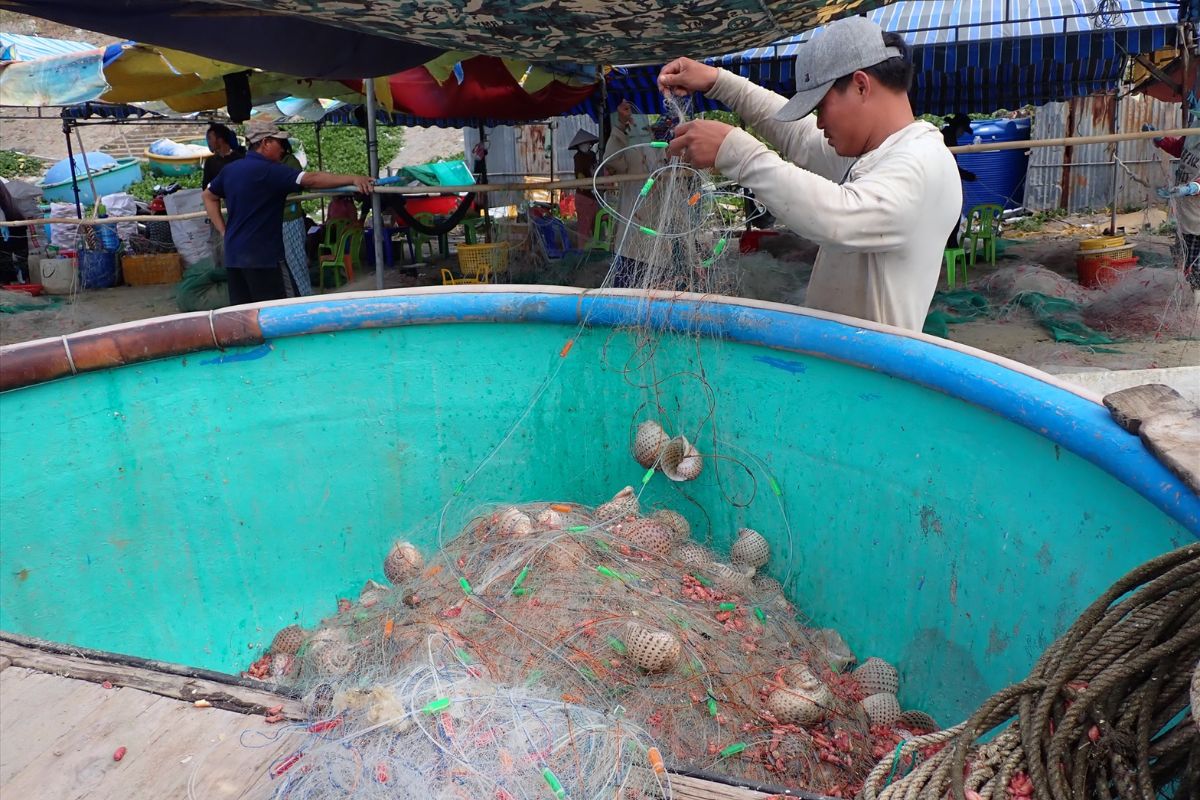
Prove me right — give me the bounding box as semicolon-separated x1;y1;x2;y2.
658;58;719;97
351;175;375;194
1158;181;1200;199
201;188;226;236
666;120;734;169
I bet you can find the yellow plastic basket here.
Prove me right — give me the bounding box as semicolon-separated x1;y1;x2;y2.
456;242;509;281
1079;236;1127;251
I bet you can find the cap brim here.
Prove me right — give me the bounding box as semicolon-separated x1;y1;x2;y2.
773;81;834;122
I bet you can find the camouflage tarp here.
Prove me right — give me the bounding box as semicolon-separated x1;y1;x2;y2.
19;0;898;75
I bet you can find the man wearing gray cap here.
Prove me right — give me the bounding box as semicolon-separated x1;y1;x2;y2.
203;118;374;305
660;16;960;332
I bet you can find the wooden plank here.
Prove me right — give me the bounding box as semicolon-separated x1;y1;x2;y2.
1103;383;1195;434
1104;384;1200;494
1;680;169;800
0;669;119;784
1140;410;1200;494
90;699;290;800
666;771;774;799
0;640;303;719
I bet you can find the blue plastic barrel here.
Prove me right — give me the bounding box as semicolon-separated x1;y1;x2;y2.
955;118;1032;214
78;250;118;289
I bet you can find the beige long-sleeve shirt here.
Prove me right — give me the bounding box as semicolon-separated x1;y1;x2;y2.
709;70;962;331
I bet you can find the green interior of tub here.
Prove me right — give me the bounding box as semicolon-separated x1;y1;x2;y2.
0;322;1190;724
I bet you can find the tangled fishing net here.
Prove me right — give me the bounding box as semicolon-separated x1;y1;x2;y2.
1082;267;1198;338
862;544;1199;800
243;491;942;798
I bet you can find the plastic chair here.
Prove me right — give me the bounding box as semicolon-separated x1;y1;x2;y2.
964;204;1003;267
587;208;614;252
320;219;349;252
943;247;968;289
439;268;482;286
318;228;356;289
408;212;450;260
462;216;488;245
532;215;581;260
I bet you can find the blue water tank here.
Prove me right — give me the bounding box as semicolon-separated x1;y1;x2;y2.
954;118;1032;214
42;152;118;186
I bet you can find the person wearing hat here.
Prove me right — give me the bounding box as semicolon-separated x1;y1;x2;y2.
202;118;374;305
568;129;601;248
658;16;961;331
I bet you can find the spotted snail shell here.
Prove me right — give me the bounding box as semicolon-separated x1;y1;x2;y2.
383;541;424;585
674;542;713;567
633;420;670;469
660;436;703;482
270;625;306;655
622;517;675;556
861;692;902;726
651;508;691;542
853;657;900;695
596;486;639;521
624;623;682;672
730;527;770;569
497;506;534;537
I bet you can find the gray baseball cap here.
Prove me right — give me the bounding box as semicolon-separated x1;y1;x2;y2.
774;16;904;122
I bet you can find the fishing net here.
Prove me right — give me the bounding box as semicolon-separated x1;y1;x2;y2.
234;96;941;799
246;498;937;798
928;262;1197;346
1082;266;1198;338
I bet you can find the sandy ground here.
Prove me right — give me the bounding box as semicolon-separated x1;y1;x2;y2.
387;126;465;171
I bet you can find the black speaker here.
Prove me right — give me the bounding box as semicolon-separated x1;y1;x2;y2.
224;72;252;122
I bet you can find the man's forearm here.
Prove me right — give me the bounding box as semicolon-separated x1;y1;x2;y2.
302;172;363;190
202;192;225;235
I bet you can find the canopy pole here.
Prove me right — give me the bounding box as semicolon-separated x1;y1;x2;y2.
364;78;385;290
598;67;610;160
315;120;326;218
477;122;493;244
62;118;84;221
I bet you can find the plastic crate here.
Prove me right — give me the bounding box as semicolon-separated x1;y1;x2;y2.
122;252;183;286
456;243;509;281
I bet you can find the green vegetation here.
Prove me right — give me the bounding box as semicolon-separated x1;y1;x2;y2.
0;150;43;177
287;124;404;176
1008;208;1067;233
124;171;203;202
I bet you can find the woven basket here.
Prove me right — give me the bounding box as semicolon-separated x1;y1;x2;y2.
122;253;183;286
456;242;509;280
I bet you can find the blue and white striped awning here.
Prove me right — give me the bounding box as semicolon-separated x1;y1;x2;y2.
0;32;98;62
584;0;1178;118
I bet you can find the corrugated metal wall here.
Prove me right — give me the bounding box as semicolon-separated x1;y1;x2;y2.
464;115;602;206
1026;92;1181;213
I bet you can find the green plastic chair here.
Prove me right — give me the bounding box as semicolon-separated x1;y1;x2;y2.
943;247;968;288
588;208;614;252
408;212;450;260
318;228;356;290
964;204;1003;267
462;215;488;245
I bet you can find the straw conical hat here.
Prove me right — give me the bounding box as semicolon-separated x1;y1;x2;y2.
567;129;599;149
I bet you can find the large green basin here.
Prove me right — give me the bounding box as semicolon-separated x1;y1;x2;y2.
1;287;1195;725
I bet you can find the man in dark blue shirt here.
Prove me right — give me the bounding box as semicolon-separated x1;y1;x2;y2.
203;119;373;305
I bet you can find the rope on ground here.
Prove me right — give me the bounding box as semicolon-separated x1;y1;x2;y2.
861;544;1200;800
